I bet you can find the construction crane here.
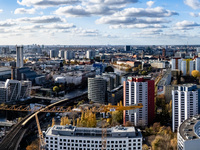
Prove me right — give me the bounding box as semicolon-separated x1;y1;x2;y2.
99;101;143;150
0;102;143;149
35;113;46;150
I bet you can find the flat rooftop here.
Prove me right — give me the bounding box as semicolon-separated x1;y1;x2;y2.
45;125;142;138
179;115;200;140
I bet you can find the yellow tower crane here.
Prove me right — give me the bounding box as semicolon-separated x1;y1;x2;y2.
99;101;143;150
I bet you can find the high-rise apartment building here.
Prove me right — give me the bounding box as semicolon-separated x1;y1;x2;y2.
181;59;194;76
195;58;200;72
16;46;23;68
171;57;182;70
172;84;200;132
123;77;155;126
64;51;74;60
58;50;65;58
50;50;57;58
86;50;95;59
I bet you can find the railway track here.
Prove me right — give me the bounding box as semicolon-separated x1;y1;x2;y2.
0;93;88;150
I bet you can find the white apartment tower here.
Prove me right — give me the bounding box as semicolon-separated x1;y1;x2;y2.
16;46;23;68
171;58;182;70
86;50;95;59
181;59;194;76
58;50;65;58
195;58;200;72
123;77;155;126
172;84;199;132
64;51;74;60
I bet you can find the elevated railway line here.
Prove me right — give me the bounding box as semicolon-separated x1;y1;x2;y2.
0;93;87;150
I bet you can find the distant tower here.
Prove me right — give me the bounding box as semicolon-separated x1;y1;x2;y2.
16;46;23;68
124;45;130;51
162;48;166;57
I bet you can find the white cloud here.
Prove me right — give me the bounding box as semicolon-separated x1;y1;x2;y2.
96;16;170;25
14;8;36;14
0;21;16;27
18;15;65;23
174;20;200;30
54;5;91;17
146;1;155;7
45;23;75;29
109;24;167;29
190;12;200;17
88;0;138;5
113;7;178;18
0;9;3;13
17;0;80;8
184;0;200;9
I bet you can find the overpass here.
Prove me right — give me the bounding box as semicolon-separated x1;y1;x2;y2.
0;93;88;150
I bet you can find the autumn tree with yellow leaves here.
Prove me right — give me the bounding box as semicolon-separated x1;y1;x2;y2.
191;70;200;78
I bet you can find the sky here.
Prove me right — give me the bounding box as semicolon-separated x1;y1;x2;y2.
0;0;200;45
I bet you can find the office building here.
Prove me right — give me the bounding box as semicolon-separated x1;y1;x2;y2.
20;81;32;99
177;115;200;150
88;77;107;104
181;59;194;76
6;79;21;102
172;84;200;132
107;85;123;105
123;77;155;126
16;46;23;68
124;45;131;51
45;125;143;150
0;82;8;103
0;79;32;102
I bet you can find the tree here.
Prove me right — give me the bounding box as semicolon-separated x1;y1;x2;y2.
125;121;133;127
125;67;132;72
191;70;200;78
142;144;149;150
52;118;55;127
138;64;142;70
111;111;123;125
151;135;170;150
53;86;59;96
141;71;148;75
26;139;39;150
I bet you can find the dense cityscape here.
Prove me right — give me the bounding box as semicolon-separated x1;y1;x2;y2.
1;0;200;150
0;45;199;150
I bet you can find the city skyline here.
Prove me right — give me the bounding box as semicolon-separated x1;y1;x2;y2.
0;0;200;45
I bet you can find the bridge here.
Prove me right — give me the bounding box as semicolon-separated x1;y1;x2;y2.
0;93;88;150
